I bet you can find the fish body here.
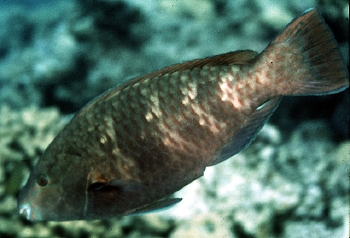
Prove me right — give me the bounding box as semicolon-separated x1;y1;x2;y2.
18;8;349;221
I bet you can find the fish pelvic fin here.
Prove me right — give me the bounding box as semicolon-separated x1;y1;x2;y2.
124;198;182;216
261;8;349;96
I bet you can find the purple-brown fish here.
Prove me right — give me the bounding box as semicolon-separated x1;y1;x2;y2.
18;8;349;221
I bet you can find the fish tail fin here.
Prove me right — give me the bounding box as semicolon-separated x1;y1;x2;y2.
263;8;349;96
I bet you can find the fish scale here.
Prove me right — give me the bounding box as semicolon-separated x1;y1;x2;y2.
18;8;349;221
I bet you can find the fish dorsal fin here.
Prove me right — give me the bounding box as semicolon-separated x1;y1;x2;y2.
96;50;259;104
124;198;182;216
142;50;258;77
109;50;259;94
208;97;282;166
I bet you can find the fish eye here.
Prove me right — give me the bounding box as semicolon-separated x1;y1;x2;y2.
36;174;48;187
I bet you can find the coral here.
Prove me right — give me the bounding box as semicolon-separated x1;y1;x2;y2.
0;105;65;236
0;105;66;196
0;0;348;237
170;213;234;238
0;100;348;238
159;122;349;238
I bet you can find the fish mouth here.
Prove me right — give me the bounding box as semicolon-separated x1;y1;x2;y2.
19;204;32;220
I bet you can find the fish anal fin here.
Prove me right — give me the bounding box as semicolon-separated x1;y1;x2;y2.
208;97;282;166
125;198;182;216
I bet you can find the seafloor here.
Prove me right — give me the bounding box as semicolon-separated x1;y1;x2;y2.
0;0;349;237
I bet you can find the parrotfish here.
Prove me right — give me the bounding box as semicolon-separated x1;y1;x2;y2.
18;8;349;221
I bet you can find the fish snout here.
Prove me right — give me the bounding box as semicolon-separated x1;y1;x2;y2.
19;203;34;221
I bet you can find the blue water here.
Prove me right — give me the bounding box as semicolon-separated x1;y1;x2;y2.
0;0;56;8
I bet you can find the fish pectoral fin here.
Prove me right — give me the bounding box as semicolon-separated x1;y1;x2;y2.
106;179;143;192
87;171;142;192
208;97;282;166
124;197;182;216
88;177;142;192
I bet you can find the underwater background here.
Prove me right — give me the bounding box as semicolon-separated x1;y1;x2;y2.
0;0;348;237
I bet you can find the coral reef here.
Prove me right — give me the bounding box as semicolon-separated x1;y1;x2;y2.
0;0;348;237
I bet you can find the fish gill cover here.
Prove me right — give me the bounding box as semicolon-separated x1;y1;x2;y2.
0;0;349;237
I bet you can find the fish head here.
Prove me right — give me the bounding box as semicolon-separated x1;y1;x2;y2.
18;144;144;221
18;146;88;221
